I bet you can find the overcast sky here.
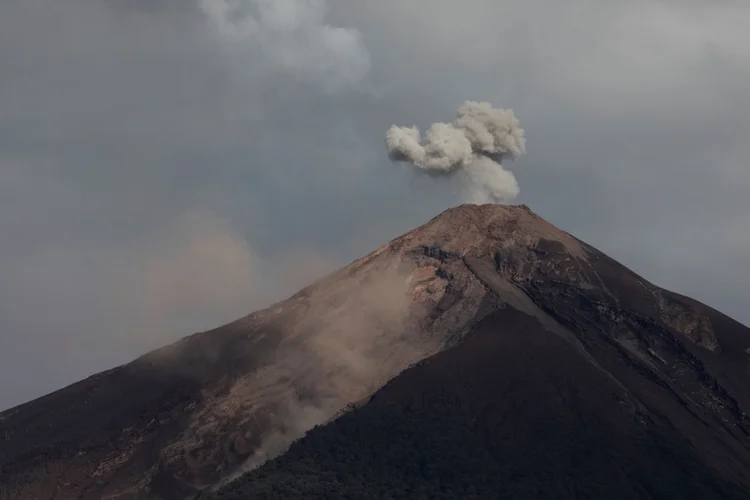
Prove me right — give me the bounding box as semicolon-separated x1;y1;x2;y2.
1;0;748;410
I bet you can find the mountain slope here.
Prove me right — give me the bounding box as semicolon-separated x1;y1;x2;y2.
1;204;749;499
215;308;750;499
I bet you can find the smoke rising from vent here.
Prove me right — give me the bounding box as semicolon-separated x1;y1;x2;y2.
386;101;526;202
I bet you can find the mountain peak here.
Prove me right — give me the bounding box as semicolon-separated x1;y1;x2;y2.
387;202;587;263
2;204;749;499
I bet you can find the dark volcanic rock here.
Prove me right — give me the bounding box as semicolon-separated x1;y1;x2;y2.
215;308;750;499
1;204;749;499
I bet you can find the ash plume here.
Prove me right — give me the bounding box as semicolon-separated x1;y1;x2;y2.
213;261;437;487
386;101;526;202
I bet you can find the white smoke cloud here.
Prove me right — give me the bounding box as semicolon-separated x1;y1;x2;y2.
386;101;526;202
198;0;371;91
461;156;520;203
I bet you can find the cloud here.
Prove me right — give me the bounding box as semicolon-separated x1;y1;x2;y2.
139;209;259;334
127;209;347;350
198;0;371;91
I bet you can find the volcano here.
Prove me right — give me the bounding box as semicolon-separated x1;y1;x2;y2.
1;204;749;499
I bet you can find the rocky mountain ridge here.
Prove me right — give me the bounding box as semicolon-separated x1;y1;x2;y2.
1;203;748;499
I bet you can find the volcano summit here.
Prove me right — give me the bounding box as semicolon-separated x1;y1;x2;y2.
1;204;749;499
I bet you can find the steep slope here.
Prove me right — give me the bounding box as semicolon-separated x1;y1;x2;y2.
0;243;475;499
215;308;750;499
1;204;749;499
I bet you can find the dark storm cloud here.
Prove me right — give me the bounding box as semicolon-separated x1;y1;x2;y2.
0;0;748;409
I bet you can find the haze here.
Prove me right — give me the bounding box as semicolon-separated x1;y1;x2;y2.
1;0;748;411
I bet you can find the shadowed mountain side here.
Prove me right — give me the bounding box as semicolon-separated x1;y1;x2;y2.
1;204;749;499
214;308;750;500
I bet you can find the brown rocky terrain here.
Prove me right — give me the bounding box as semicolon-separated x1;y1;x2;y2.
1;204;749;499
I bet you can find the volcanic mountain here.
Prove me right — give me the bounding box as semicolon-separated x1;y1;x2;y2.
1;204;749;499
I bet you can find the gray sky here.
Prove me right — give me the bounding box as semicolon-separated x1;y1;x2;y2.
1;0;748;410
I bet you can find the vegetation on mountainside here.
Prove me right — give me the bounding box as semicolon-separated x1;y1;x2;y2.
214;382;748;499
213;308;750;500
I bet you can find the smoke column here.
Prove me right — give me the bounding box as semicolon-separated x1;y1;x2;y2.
385;101;526;203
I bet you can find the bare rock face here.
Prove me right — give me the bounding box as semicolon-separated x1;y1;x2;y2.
1;204;749;499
